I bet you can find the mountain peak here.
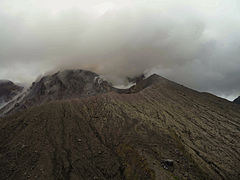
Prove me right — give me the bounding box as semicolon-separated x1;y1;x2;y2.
0;70;175;116
0;69;115;115
30;69;105;96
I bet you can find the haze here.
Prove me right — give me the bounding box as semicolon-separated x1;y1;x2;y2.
0;0;240;100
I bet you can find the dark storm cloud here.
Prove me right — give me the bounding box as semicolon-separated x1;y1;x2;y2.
0;0;240;99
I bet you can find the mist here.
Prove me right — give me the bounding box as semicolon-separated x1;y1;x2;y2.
0;0;240;99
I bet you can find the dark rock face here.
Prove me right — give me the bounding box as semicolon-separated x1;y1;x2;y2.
0;70;239;180
28;69;112;99
0;70;114;115
0;80;23;107
233;96;240;104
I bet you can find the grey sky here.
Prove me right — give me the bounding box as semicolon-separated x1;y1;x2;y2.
0;0;240;99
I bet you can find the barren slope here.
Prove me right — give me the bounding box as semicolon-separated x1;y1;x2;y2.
0;80;23;108
0;75;239;180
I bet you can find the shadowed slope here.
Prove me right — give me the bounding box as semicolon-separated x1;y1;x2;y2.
0;74;239;180
0;80;23;108
233;96;240;105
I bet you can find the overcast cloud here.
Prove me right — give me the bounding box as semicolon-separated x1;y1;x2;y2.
0;0;240;99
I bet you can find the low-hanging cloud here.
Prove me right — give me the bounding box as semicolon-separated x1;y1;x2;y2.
0;0;240;99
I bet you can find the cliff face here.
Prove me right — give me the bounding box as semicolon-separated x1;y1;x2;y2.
0;71;239;180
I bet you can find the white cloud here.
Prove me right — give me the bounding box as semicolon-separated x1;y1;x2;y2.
0;0;240;98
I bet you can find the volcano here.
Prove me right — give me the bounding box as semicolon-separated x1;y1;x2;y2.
0;70;239;180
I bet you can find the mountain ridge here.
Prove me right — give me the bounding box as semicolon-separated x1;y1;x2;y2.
0;69;170;116
0;69;114;116
0;69;239;180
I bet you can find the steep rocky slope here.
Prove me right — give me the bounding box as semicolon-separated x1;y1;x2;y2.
233;96;240;105
0;70;113;116
0;72;239;180
0;80;23;108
